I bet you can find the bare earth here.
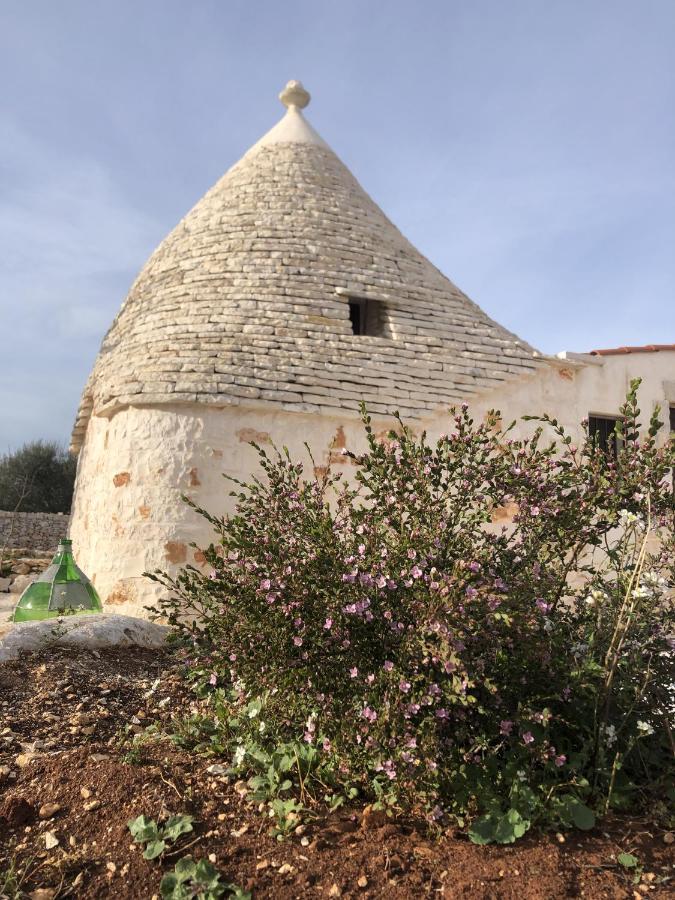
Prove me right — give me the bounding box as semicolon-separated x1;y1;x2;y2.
0;646;673;899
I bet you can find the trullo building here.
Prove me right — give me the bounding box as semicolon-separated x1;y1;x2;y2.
69;81;675;616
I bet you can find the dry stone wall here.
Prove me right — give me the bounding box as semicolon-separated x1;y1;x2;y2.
0;510;70;552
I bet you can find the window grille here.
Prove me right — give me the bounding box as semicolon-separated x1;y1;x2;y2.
588;414;622;456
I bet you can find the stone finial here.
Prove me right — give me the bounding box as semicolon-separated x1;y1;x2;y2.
279;80;310;110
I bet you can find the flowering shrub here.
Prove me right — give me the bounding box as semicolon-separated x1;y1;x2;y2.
149;381;674;842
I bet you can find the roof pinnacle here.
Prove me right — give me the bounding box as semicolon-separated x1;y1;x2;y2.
279;80;310;110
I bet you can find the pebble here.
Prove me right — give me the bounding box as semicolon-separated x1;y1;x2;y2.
15;752;38;768
556;832;565;843
84;800;101;811
256;860;269;871
44;831;59;850
208;853;217;863
80;787;92;799
328;885;342;898
106;862;117;874
38;803;62;819
278;863;294;875
663;832;674;845
357;875;368;889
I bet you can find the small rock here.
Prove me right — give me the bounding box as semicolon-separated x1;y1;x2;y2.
278;863;295;875
38;803;62;820
663;832;674;845
357;875;368;889
89;753;109;762
256;860;269;871
69;836;76;847
0;765;12;781
309;837;329;851
15;752;38;768
80;787;92;799
106;862;116;874
360;804;387;830
208;853;217;863
556;832;565;843
44;831;59;850
29;890;55;900
83;800;101;812
231;824;249;838
328;885;342;898
300;836;309;847
206;764;228;776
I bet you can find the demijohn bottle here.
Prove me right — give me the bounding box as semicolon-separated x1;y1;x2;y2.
12;539;103;622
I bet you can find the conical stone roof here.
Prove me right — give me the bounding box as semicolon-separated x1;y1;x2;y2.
71;81;540;452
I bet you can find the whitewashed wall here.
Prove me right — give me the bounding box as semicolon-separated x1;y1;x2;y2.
70;351;675;617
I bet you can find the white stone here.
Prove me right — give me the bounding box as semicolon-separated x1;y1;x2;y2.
0;614;170;664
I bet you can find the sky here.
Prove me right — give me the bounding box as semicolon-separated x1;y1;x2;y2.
1;0;673;450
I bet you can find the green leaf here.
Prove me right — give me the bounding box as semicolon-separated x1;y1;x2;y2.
570;802;596;831
159;873;180;899
143;839;166;860
174;856;197;880
162;814;194;841
618;852;639;868
493;809;530;844
128;814;159;842
194;858;221;887
468;814;497;845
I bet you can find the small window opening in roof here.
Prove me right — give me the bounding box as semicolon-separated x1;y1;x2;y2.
348;297;383;336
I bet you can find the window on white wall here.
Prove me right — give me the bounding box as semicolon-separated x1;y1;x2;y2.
588;414;622;456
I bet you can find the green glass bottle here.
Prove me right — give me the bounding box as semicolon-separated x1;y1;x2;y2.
12;539;103;623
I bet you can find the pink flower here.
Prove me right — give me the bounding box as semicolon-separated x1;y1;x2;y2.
554;755;566;767
350;667;359;678
411;565;423;579
383;661;394;672
293;636;303;647
209;673;217;686
522;731;535;745
260;578;271;590
366;673;375;684
435;708;448;719
324;617;333;630
399;680;411;693
322;737;332;752
535;598;551;613
500;720;513;735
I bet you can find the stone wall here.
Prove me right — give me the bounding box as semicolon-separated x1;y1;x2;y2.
0;511;70;552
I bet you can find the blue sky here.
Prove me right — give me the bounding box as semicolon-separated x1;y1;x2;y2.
1;0;673;450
